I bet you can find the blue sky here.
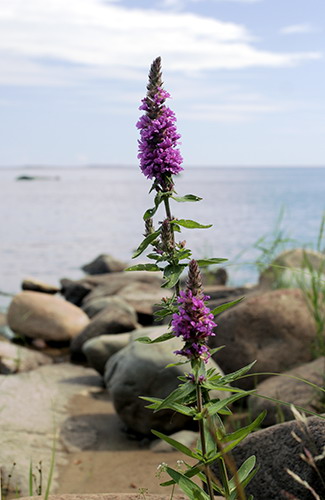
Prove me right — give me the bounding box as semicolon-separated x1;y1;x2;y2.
0;0;324;166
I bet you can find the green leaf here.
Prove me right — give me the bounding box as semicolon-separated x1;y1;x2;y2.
143;207;158;220
136;332;174;344
143;191;172;220
152;431;199;459
171;219;212;229
154;381;196;412
228;456;256;492
162;263;186;288
201;381;246;393
209;346;225;357
132;230;161;259
125;263;161;272
172;194;203;203
196;258;228;266
211;297;244;317
207;392;253;417
223;411;266;448
219;361;256;385
165;466;210;500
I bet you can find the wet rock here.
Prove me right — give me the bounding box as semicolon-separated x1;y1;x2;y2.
7;291;90;342
70;298;138;359
104;326;228;436
209;288;317;389
248;357;325;426
0;340;53;374
82;333;131;375
82;254;127;275
211;415;325;500
22;277;60;294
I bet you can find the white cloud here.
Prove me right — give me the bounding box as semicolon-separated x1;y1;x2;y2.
0;0;321;87
280;24;315;35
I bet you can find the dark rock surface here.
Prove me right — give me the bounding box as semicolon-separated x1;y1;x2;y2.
211;416;325;500
209;288;317;389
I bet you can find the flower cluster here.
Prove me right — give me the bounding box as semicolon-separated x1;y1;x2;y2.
171;288;217;362
136;85;183;185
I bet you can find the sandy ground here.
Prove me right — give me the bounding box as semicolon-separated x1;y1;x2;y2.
56;388;198;497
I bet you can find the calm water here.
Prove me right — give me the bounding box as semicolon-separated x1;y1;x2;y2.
0;166;324;310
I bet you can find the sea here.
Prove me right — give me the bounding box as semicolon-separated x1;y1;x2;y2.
0;165;324;311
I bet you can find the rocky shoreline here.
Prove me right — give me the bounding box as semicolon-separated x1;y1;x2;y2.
0;249;324;500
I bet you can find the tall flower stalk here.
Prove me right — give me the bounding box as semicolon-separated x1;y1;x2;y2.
127;57;265;500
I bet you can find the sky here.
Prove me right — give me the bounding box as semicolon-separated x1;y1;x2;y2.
0;0;324;167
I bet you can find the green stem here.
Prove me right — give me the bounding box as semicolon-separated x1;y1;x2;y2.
163;195;180;296
196;383;215;500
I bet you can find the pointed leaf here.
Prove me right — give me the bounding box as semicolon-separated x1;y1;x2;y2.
155;381;196;412
125;263;161;272
132;230;160;258
223;411;266;446
211;297;244;317
219;361;256;385
162;264;186;288
207;392;253;417
152;431;199;459
171;219;212;229
228;456;256;492
136;332;174;344
165;466;210;500
172;194;202;203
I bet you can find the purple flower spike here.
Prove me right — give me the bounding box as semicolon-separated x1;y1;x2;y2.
171;288;217;363
137;58;183;186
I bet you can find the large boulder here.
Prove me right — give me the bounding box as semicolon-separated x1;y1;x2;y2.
209;289;317;389
82;254;127;274
211;415;325;500
82;333;131;375
0;340;53;374
248;357;325;426
104;326;228;436
259;248;325;289
7;291;90;342
70;297;138;359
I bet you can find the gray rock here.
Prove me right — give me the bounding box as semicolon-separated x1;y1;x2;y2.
209;289;317;389
248;357;325;426
82;295;136;318
82;333;131;375
62;271;162;306
104;326;227;436
70;298;138;359
7;292;90;342
0;340;53;374
0;363;102;497
259;248;325;289
211;415;325;500
117;281;172;318
82;254;127;274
